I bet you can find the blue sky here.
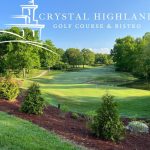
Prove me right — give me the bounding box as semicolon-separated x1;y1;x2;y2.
0;0;150;53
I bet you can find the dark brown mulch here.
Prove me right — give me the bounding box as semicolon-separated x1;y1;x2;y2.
0;99;150;150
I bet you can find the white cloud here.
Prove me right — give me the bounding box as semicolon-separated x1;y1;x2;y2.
89;48;111;54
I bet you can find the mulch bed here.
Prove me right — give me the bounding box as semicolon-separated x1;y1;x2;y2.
0;98;150;150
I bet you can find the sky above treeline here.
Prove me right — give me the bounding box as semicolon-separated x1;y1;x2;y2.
0;0;150;53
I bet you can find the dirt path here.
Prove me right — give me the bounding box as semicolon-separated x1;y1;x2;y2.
32;70;48;78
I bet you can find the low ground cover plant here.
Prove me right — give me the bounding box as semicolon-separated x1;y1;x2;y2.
71;112;79;119
127;121;149;134
59;105;70;118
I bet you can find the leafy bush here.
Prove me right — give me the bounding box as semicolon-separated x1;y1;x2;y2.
86;110;97;121
59;105;69;118
61;105;69;113
0;78;19;101
21;83;46;115
90;93;125;142
52;62;69;70
127;121;149;134
71;112;79;119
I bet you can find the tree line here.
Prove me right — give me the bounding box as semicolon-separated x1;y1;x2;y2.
0;27;112;76
111;33;150;80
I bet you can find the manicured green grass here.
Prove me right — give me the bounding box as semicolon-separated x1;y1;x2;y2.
22;66;150;118
0;112;81;150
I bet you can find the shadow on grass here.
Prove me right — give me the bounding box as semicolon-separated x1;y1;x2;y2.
120;79;150;91
45;92;150;118
29;66;119;85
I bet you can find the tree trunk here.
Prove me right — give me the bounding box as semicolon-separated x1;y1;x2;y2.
23;68;26;78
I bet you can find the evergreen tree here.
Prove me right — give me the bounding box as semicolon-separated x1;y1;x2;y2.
91;93;125;141
21;83;46;115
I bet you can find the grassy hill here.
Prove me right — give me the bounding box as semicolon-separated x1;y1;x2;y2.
0;112;82;150
22;65;150;118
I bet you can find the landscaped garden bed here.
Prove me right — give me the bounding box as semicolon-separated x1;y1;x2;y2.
0;97;149;150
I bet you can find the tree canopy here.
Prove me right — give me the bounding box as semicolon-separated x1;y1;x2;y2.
0;27;113;76
81;49;95;68
111;33;150;80
0;27;59;75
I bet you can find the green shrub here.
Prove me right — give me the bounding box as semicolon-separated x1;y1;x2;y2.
90;93;125;142
71;112;79;119
52;62;69;70
59;105;69;118
21;83;46;115
86;110;97;120
61;105;69;113
0;78;19;101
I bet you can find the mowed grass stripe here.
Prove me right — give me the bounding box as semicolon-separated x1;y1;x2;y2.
22;66;150;118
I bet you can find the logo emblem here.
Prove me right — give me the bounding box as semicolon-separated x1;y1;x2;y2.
6;0;45;39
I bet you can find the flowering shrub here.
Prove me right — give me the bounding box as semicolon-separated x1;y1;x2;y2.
127;121;149;134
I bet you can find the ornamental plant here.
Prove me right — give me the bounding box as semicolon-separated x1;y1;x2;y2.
127;121;149;134
90;93;125;142
0;77;19;101
21;83;46;115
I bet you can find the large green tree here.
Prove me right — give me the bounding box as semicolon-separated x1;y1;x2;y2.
111;36;136;72
64;48;82;68
95;53;113;65
0;27;41;76
39;40;60;69
81;49;95;68
136;33;150;81
0;27;21;73
111;33;150;82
